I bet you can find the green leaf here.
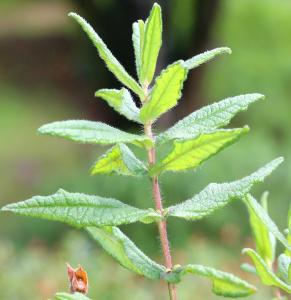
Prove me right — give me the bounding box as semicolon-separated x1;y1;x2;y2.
139;3;162;86
151;127;248;175
167;157;283;221
240;263;257;276
278;253;291;284
243;248;291;293
140;62;187;123
91;143;147;177
183;47;232;70
244;192;276;265
38;120;152;148
87;226;165;279
55;292;91;300
2;189;161;227
68;13;144;98
244;194;290;251
164;264;256;298
157;93;264;143
95;88;140;123
132;20;145;81
286;206;291;256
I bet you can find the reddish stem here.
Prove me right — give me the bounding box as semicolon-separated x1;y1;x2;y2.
145;123;178;300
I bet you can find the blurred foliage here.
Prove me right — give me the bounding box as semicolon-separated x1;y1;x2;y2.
0;230;271;299
0;0;290;298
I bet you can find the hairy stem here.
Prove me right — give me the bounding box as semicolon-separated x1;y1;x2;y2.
144;122;178;300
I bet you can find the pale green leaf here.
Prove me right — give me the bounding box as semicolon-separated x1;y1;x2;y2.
151;127;248;175
164;264;256;298
2;189;161;227
158;93;264;143
240;263;257;276
38;120;152;148
244;194;290;251
91;143;147;177
286;206;291;256
55;292;91;300
140;62;187;123
68;13;144;98
87;226;165;279
243;248;291;293
167;157;283;221
245;192;276;265
132;20;145;81
278;253;291;284
183;47;231;70
139;3;162;85
95;88;140;123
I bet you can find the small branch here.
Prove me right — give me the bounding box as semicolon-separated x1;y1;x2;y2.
144;122;178;300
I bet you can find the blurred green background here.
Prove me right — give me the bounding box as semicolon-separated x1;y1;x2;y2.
0;0;290;299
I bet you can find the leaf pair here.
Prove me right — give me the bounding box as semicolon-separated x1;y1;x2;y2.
2;158;283;228
139;47;233;124
132;3;162;86
88;226;256;297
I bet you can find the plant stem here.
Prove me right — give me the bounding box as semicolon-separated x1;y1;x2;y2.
144;122;178;300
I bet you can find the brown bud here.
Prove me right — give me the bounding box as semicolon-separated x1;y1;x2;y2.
67;263;89;295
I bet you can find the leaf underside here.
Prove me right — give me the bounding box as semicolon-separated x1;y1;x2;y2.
167;157;283;221
151;127;248;175
183;47;232;70
38;120;152;148
157;93;264;143
87;226;165;280
91;143;147;177
95;88;141;123
132;19;145;81
278;253;291;284
164;264;256;298
2;189;161;227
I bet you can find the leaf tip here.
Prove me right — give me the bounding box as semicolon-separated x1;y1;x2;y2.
68;12;78;18
222;47;232;54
